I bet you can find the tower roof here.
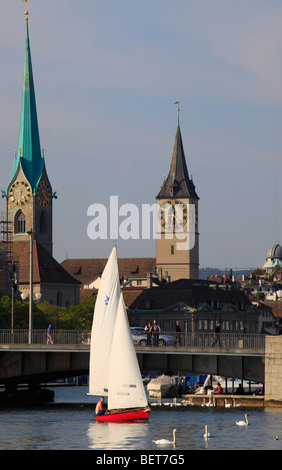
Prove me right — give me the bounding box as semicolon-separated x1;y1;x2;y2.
7;11;44;193
156;116;199;200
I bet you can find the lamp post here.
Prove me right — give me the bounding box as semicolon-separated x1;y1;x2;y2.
23;230;42;344
21;290;42;344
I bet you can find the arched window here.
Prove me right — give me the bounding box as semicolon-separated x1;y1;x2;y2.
40;211;45;234
57;291;62;307
15;211;26;233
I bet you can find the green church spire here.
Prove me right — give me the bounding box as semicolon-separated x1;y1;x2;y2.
7;8;44;193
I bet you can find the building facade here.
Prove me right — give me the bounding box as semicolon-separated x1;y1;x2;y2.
124;279;277;335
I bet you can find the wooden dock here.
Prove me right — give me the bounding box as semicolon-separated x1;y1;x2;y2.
149;394;268;407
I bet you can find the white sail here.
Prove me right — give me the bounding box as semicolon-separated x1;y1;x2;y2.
88;246;120;396
107;294;148;410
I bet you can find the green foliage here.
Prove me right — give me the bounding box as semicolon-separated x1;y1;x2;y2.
255;291;265;301
0;292;96;330
62;295;96;330
0;292;29;328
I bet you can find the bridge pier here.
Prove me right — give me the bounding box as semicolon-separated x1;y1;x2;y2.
265;336;282;402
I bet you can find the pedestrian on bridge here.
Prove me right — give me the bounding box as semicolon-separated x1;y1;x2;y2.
47;324;53;344
145;321;152;346
152;320;161;346
212;322;222;347
174;321;182;346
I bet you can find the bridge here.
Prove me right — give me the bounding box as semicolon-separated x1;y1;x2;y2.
0;329;281;402
0;329;265;380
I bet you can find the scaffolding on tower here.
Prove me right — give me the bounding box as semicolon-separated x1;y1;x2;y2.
0;211;14;293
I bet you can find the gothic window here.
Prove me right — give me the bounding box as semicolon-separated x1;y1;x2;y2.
15;210;26;233
39;211;45;234
57;291;62;307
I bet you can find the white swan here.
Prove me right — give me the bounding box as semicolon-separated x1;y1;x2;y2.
236;413;249;426
224;399;232;408
203;425;210;438
206;397;216;407
153;428;177;445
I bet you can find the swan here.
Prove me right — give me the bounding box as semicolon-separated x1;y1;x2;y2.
206;396;216;407
203;425;210;438
224;399;232;408
153;428;177;445
236;413;249;426
206;401;215;407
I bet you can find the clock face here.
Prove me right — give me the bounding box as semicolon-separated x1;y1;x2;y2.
9;180;31;206
160;200;187;231
36;180;51;207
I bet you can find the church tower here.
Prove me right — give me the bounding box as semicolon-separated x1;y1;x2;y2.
156;110;199;281
6;9;53;255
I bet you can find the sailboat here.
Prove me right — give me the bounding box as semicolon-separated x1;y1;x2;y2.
88;246;150;422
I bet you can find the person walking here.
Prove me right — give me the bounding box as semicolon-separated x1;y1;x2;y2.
47;324;53;344
212;321;222;347
174;321;182;346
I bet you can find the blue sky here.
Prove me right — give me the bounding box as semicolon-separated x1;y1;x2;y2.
0;0;282;269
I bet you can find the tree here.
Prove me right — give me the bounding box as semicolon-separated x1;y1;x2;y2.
0;293;97;330
255;291;265;301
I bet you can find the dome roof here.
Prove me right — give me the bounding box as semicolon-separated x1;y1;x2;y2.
266;244;282;260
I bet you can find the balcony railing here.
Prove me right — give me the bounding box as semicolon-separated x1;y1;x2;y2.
0;329;266;351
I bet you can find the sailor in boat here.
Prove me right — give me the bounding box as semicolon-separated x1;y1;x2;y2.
95;397;106;416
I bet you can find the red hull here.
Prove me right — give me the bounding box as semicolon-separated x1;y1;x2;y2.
95;407;150;422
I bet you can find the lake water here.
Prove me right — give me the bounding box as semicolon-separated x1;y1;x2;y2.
0;386;282;451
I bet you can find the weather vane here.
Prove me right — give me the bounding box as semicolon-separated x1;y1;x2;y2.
174;100;181;121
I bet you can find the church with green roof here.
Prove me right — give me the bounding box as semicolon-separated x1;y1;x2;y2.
3;8;80;306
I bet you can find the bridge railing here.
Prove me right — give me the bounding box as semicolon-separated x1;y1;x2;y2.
0;329;266;350
0;329;91;345
132;330;266;350
176;332;266;350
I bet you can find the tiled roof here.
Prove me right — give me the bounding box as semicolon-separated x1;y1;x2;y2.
12;241;80;285
124;279;252;311
61;257;156;286
122;288;145;308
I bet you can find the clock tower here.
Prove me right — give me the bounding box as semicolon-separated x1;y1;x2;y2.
6;10;53;255
156;111;199;281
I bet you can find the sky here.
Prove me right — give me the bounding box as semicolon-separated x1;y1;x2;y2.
0;0;282;270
